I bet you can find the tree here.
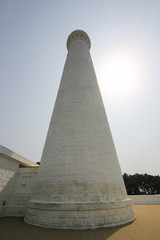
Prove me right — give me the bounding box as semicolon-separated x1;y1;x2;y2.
123;173;160;195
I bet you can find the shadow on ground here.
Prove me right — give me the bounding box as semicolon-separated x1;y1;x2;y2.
0;217;127;240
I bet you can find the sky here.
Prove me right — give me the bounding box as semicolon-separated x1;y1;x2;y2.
0;0;160;175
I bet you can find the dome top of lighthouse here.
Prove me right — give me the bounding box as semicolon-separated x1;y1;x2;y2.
67;30;91;50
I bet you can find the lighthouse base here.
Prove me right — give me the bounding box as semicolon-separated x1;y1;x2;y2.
24;198;135;229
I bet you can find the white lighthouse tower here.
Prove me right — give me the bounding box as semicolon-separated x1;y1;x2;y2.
25;30;135;229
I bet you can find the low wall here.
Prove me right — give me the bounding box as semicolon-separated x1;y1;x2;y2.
129;195;160;205
0;155;19;216
0;145;38;217
0;167;38;217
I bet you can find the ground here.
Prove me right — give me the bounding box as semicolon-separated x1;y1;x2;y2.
0;205;160;240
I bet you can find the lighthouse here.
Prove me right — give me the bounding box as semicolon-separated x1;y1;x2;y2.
25;30;135;229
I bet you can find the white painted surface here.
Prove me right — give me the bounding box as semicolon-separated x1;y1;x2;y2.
5;167;38;216
0;145;38;167
25;30;135;229
129;195;160;205
0;145;38;217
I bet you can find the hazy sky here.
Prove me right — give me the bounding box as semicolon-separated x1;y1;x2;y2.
0;0;160;175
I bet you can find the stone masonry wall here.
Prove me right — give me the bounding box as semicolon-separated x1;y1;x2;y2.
0;153;38;217
5;167;38;216
0;155;18;216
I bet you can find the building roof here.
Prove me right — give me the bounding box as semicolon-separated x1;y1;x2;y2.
0;144;38;167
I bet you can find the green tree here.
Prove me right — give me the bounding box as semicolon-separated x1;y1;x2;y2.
123;173;160;195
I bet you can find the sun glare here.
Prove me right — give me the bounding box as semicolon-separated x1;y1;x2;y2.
98;57;139;101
